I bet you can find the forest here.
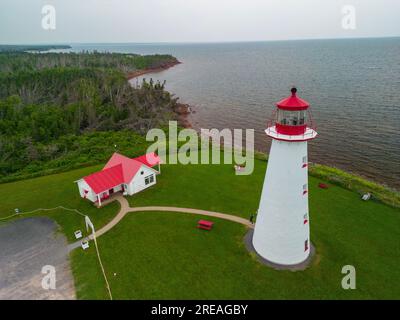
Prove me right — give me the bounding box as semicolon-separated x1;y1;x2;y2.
0;51;180;182
0;51;179;74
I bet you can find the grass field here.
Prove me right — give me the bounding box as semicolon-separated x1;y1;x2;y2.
1;155;399;299
73;158;399;299
129;159;267;218
71;205;400;299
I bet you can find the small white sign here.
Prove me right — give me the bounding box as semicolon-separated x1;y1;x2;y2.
74;230;82;239
81;240;90;250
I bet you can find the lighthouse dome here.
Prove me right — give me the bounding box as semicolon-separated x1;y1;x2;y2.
276;87;309;111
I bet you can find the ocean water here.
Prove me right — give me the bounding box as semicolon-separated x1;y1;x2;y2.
58;38;400;189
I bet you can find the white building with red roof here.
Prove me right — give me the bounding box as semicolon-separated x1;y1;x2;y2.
76;152;161;206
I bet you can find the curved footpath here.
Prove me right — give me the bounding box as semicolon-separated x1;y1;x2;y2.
69;195;253;251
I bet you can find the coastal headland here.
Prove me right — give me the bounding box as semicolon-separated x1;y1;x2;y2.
127;60;193;128
127;60;182;80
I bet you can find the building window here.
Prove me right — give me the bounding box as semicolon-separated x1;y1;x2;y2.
304;239;309;252
141;171;144;175
145;174;154;185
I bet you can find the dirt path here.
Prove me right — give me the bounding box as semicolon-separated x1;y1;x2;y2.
70;195;253;250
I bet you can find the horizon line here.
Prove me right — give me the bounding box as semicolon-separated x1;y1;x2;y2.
1;35;400;46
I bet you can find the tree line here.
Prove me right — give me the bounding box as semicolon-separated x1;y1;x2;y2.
0;51;178;74
0;52;179;180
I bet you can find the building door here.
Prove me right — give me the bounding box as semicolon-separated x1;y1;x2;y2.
109;188;114;195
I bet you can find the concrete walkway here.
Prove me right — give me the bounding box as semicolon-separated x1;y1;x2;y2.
70;195;253;250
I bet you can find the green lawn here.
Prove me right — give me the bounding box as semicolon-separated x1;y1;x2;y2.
70;158;399;299
130;159;267;218
1;155;399;299
0;165;120;243
71;207;400;299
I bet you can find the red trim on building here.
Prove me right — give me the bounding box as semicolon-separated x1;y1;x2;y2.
277;105;309;111
275;123;307;135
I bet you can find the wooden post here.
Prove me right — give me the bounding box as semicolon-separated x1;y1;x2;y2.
98;194;101;207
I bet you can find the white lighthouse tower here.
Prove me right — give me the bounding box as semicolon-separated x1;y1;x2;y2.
252;88;317;267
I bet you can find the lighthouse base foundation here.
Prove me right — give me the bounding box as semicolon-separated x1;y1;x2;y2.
244;230;315;271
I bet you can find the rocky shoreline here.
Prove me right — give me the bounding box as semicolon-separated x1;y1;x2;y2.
173;103;195;128
127;61;195;129
126;60;182;80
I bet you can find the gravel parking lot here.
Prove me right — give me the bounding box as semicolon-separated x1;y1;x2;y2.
0;217;76;300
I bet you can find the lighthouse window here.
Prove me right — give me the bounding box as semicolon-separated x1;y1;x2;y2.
304;213;309;225
304;240;309;251
299;110;306;125
277;110;306;126
303;184;308;195
302;156;308;164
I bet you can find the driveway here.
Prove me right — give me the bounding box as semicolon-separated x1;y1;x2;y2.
0;217;75;300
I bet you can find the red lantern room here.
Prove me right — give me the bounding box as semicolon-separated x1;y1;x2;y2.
266;87;317;142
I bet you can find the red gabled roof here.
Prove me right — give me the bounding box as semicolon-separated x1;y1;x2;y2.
133;152;161;168
276;88;309;111
83;152;160;195
103;153;143;183
83;164;123;194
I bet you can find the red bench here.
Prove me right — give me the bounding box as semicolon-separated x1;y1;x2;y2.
197;220;214;231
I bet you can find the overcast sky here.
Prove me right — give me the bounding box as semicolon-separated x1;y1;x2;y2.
1;0;399;44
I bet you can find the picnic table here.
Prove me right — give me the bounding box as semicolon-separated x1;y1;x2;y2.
197;220;214;231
